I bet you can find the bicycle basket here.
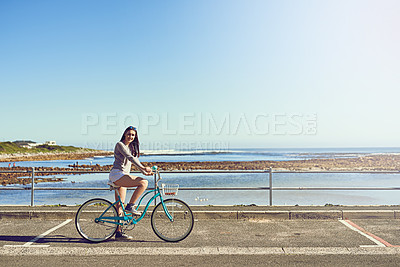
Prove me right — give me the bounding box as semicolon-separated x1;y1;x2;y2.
161;184;179;196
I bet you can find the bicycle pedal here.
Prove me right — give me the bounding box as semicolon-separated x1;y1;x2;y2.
123;224;136;231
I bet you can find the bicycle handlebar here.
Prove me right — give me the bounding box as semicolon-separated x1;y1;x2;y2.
152;166;162;186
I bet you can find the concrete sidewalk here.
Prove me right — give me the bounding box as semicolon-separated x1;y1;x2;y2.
1;205;400;220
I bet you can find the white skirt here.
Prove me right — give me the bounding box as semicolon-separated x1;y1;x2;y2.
109;169;128;182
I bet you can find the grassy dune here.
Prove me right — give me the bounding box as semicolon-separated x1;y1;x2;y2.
0;142;96;155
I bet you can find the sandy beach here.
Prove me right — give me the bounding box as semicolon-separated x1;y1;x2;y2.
1;152;400;185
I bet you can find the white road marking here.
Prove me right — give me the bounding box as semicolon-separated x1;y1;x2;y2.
339;220;385;247
3;219;72;248
1;246;400;256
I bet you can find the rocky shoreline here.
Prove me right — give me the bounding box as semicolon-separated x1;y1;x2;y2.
146;154;400;172
1;153;400;186
0;150;113;162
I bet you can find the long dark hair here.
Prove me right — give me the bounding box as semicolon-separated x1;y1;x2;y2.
120;126;140;157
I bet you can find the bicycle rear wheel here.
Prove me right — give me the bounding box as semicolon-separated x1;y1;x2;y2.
151;198;194;242
75;198;118;242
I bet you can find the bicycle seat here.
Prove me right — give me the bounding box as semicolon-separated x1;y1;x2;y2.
107;181;120;189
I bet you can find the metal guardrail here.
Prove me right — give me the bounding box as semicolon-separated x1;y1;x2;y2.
1;167;400;206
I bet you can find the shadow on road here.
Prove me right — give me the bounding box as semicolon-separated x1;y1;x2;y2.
0;234;164;244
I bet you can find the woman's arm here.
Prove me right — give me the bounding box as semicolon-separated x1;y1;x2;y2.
116;142;152;175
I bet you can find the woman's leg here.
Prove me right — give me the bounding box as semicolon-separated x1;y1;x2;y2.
115;186;127;212
115;187;126;232
114;175;148;205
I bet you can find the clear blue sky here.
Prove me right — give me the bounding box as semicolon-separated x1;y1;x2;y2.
1;0;399;150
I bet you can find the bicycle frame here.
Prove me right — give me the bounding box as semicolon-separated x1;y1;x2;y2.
97;184;173;226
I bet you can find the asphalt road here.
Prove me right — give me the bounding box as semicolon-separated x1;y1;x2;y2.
2;218;400;266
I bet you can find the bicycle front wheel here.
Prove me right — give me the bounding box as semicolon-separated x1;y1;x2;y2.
151;198;194;242
75;198;118;242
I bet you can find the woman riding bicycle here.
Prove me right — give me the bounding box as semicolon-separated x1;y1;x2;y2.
109;126;153;240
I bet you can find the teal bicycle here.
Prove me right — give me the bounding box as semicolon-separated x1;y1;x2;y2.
75;166;194;242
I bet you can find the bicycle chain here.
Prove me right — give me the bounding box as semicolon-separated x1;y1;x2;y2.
122;216;139;231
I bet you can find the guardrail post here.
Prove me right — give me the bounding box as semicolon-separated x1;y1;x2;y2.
31;167;35;206
154;171;157;206
269;167;272;206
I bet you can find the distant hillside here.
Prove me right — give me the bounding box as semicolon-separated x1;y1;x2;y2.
0;141;96;154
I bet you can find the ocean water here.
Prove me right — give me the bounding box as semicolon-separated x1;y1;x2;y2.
1;147;400;168
1;147;400;206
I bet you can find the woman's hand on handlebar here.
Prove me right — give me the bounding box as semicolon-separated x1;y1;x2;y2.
141;166;153;176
